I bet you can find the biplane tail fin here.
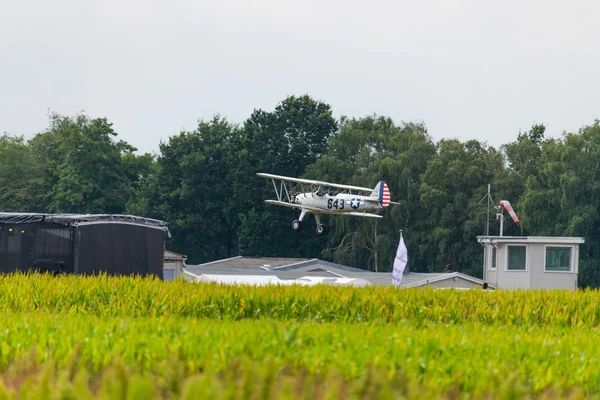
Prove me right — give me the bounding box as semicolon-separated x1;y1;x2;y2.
369;181;391;208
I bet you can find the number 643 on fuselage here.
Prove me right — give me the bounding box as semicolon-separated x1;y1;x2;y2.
256;173;398;235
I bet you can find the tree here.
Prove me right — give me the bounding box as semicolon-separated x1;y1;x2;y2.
518;120;600;287
128;116;241;263
498;123;546;216
29;112;148;214
307;115;436;272
0;134;45;212
235;95;338;258
419;139;505;276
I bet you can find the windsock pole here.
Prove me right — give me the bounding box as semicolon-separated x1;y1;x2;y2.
486;184;491;236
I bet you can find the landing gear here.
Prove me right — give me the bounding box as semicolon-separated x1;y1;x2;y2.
314;213;326;236
291;210;328;235
292;209;308;232
292;219;302;232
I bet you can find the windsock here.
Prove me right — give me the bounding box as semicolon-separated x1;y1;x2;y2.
499;200;519;224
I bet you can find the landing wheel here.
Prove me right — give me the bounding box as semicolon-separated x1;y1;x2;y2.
292;219;302;232
316;224;326;236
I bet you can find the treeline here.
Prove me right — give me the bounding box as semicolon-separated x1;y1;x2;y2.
2;96;599;286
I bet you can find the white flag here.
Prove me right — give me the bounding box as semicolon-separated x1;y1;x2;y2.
392;233;408;287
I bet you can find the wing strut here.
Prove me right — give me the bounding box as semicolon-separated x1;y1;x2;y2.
271;178;281;201
281;180;290;202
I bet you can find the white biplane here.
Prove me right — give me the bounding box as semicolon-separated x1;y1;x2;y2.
257;173;397;235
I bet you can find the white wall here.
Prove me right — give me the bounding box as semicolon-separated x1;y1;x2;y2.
163;259;184;281
482;240;579;290
483;244;498;287
529;243;577;290
496;243;529;289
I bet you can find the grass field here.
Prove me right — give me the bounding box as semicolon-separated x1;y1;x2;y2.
0;273;598;399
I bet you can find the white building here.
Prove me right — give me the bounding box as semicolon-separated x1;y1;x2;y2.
163;250;187;281
182;256;489;289
477;236;585;290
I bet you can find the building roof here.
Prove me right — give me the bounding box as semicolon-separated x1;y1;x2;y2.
477;236;585;244
164;250;187;261
184;256;488;288
398;272;487;288
186;257;375;275
190;256;314;269
189;273;372;287
0;212;168;228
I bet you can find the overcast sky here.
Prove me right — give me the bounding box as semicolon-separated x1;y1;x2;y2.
1;0;599;155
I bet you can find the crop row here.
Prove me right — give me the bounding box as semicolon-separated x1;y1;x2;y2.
1;273;600;326
0;313;599;396
0;357;591;400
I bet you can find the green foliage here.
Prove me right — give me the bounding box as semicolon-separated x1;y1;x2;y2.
519;120;600;287
310;115;436;272
1;99;599;286
0;135;45;212
0;275;599;397
419;139;504;275
242;94;338;178
28;112;150;214
127;115;241;262
0;316;599;398
1;353;590;399
1;273;600;327
235;95;338;259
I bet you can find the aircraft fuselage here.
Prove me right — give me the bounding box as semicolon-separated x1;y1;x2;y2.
293;192;383;213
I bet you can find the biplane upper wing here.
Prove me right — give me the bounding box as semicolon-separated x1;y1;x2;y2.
257;173;373;193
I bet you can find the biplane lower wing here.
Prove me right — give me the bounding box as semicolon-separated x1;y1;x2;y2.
344;212;383;219
264;200;321;213
264;200;382;218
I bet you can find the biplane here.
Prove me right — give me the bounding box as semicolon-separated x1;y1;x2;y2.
257;173;397;235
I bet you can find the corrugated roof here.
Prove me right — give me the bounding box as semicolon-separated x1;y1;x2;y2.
165;250;187;260
184;265;338;280
0;212;168;227
399;272;486;288
192;256;314;269
184;257;485;288
477;235;585;244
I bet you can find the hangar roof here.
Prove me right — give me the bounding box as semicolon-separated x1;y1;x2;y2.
0;212;168;228
184;256;488;288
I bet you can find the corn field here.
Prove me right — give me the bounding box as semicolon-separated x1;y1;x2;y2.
0;273;599;399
